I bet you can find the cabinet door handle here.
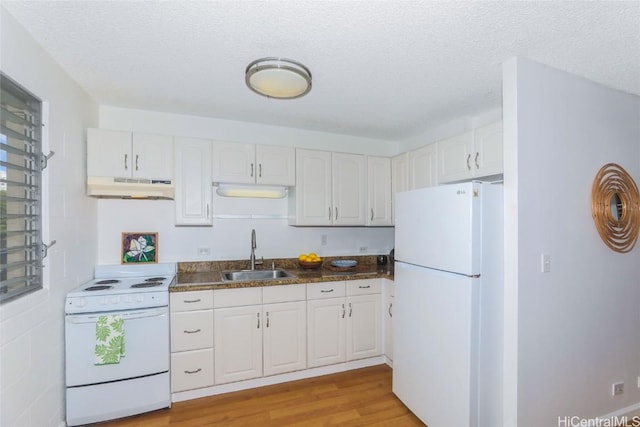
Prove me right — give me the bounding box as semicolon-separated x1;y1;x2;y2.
335;207;338;220
389;303;393;317
320;289;334;293
466;154;471;170
370;208;374;221
475;152;480;169
266;311;269;328
135;154;139;171
349;302;352;317
206;203;210;218
257;312;260;329
184;368;202;374
124;154;128;171
183;299;201;304
342;303;345;318
259;163;262;178
251;163;254;177
358;285;371;289
329;207;332;221
184;328;201;334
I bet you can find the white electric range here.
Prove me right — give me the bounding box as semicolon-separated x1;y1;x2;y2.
65;263;176;426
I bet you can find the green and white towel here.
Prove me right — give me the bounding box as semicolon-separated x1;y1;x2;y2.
94;315;125;365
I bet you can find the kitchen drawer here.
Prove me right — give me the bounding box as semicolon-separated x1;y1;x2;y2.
170;290;214;312
347;279;381;296
170;310;214;352
213;287;262;308
307;281;346;300
263;283;306;304
171;348;214;393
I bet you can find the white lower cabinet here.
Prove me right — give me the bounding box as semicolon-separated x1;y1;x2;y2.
307;296;347;368
171;280;384;395
307;280;382;368
213;284;307;385
383;279;394;362
213;287;263;385
214;304;263;384
170;290;215;393
263;300;307;376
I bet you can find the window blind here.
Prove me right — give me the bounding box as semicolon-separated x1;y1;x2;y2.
0;72;43;303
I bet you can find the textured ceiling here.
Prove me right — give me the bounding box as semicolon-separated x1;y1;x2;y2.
2;1;639;141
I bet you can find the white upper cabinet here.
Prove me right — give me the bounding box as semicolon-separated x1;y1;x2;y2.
332;152;366;226
255;145;296;186
212;141;295;186
174;137;212;226
472;121;503;177
438;121;503;183
408;143;438;190
366;156;392;226
87;128;173;180
289;149;365;226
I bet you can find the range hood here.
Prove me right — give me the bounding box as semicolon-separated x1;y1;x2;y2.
87;176;174;199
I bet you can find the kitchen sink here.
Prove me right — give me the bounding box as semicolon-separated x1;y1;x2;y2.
221;269;296;282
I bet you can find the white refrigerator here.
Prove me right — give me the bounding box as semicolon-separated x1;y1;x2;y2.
392;181;503;427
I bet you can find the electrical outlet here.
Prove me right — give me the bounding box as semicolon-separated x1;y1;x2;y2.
359;246;367;253
541;253;551;273
198;247;211;256
612;382;624;396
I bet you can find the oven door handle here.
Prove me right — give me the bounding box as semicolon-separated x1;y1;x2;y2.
66;307;167;324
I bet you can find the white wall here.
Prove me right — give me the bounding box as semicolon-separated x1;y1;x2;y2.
0;7;99;427
503;57;640;426
96;108;395;264
99;106;399;156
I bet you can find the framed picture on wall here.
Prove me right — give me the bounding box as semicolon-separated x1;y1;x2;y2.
121;232;158;264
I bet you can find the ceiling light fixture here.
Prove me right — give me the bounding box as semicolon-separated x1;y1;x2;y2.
245;57;312;99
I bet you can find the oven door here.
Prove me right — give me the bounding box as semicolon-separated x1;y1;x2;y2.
65;307;169;387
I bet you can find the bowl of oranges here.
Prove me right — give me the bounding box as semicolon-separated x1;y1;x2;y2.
298;253;322;270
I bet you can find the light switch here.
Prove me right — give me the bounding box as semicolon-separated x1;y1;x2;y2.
541;254;551;273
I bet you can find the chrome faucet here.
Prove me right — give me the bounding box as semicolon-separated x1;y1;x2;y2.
249;229;263;270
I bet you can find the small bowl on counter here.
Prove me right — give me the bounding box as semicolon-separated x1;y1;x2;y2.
331;259;358;268
298;260;323;270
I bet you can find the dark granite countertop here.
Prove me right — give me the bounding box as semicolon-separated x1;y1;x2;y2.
171;256;393;292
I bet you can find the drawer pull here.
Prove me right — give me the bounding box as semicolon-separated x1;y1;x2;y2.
184;368;202;374
358;285;371;289
183;328;201;334
320;289;334;293
183;299;202;304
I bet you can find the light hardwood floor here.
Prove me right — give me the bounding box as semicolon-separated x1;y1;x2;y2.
98;365;425;426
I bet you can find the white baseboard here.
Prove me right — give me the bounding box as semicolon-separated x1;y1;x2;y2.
172;356;386;403
597;402;640;424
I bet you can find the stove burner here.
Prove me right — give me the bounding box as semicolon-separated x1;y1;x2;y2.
95;279;120;285
131;281;163;288
145;277;166;282
85;285;114;291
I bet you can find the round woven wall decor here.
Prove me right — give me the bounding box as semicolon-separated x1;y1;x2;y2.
591;163;640;253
